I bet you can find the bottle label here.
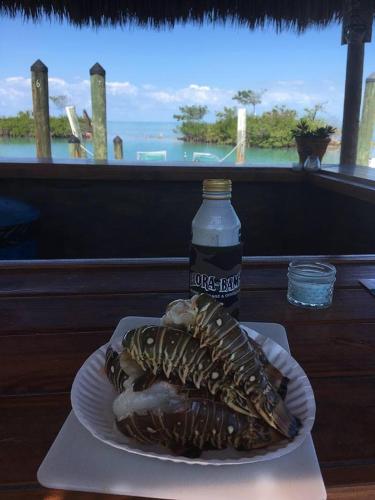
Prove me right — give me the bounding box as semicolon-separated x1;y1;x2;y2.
189;243;242;317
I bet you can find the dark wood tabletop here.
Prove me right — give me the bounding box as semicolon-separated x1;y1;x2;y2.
1;255;375;500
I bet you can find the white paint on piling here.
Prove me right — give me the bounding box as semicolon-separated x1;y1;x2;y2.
236;107;246;164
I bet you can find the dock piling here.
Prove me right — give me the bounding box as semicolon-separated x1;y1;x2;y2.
90;63;107;160
68;135;82;158
31;59;52;159
236;108;246;164
113;136;123;160
357;73;375;166
339;1;372;165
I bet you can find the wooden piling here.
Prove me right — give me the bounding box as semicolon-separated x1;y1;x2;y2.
357;73;375;166
66;106;82;141
90;63;107;160
80;142;87;159
339;0;372;166
113;136;123;160
31;59;51;159
68;135;81;158
340;41;365;165
236;108;246;164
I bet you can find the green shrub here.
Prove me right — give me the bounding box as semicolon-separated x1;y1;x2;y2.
0;111;87;138
175;105;302;148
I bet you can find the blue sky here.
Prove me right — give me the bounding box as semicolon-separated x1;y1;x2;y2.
0;15;374;123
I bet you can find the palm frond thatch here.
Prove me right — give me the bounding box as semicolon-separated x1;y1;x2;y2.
0;1;373;31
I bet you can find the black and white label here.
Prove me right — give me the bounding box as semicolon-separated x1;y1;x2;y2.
189;243;242;318
190;271;240;294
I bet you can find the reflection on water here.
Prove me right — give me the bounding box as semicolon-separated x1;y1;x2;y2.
0;121;340;165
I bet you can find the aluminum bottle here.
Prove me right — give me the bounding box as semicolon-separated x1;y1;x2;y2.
189;179;242;318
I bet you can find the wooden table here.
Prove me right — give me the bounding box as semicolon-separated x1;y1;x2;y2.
1;256;375;499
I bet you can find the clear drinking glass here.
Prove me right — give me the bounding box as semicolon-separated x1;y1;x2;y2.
287;261;336;308
303;155;321;171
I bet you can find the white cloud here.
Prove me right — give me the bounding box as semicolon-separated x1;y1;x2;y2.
0;74;344;121
148;90;179;104
48;77;67;87
263;90;316;106
6;76;28;83
147;84;233;108
258;79;344;121
107;81;138;96
262;80;321;108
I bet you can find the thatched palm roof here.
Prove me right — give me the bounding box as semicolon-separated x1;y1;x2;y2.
1;1;374;31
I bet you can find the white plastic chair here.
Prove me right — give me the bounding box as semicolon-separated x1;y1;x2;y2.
192;152;220;163
136;150;167;161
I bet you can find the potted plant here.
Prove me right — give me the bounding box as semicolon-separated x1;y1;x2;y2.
292;119;336;165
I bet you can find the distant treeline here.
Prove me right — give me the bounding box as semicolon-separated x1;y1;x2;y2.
174;104;336;149
0;111;87;138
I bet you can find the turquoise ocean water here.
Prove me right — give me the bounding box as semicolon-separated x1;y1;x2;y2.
0;121;340;165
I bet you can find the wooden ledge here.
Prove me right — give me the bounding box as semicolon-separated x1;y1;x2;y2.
1;159;374;205
1;254;374;270
309;165;375;204
0;159;303;182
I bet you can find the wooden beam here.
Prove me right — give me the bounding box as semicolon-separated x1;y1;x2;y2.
113;136;123;160
30;59;51;159
68;135;82;158
236;108;246;164
65;105;82;142
340;0;373;166
90;63;107;160
357;73;375;166
340;41;365;165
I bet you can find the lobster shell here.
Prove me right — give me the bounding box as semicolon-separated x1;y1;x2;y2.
116;394;283;456
163;294;300;438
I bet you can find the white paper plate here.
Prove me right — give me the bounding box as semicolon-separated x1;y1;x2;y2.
71;325;315;465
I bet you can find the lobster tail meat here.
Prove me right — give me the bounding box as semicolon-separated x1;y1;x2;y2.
114;381;283;456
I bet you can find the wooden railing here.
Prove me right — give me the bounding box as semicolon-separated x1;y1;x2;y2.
0;161;374;259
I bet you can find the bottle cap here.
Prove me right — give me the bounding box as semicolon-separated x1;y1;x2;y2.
203;179;232;194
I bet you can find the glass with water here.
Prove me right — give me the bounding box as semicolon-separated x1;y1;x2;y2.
287;261;336;308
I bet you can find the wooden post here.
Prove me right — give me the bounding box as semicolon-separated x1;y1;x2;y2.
31;59;51;159
65;105;87;158
65;105;82;142
357;73;375;166
90;63;107;160
340;43;365;165
236;108;246;164
340;0;373;165
80;143;87;159
68;135;81;158
113;136;123;160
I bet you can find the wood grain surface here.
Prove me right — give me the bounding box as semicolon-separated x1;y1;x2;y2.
1;256;374;499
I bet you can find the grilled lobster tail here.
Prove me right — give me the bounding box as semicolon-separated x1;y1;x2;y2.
247;336;289;400
105;346;129;392
162;293;300;438
116;395;283;455
105;293;300;456
119;325;258;417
